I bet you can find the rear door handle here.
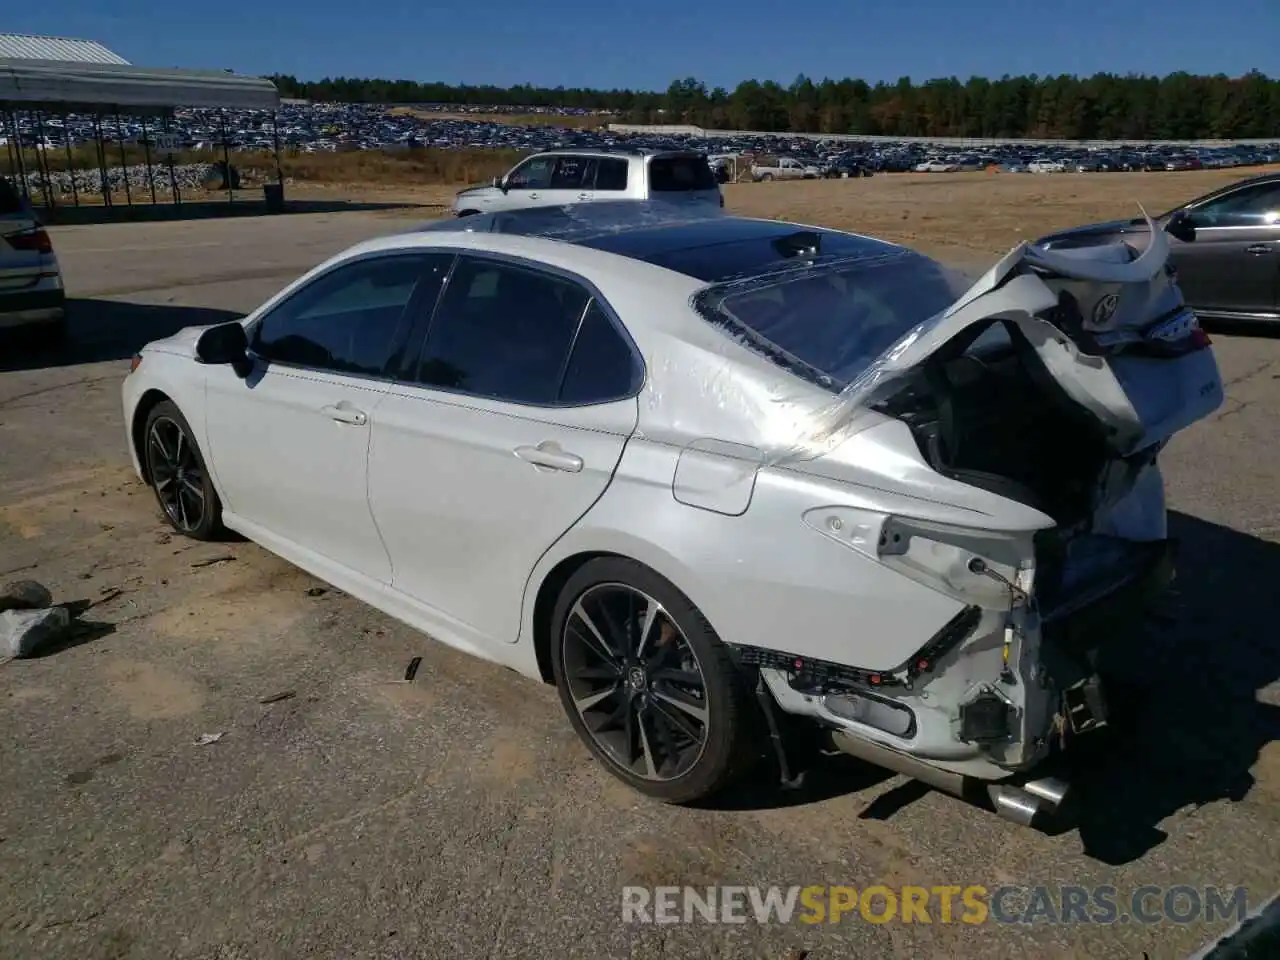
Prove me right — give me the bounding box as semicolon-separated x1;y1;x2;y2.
1245;244;1274;255
528;192;540;200
577;192;592;201
322;403;367;426
514;442;583;473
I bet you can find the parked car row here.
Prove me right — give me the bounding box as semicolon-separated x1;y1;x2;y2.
4;102;1277;175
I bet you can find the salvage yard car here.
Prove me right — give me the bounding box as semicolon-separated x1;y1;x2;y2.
121;202;1223;823
1036;171;1280;324
451;148;723;216
1;176;66;339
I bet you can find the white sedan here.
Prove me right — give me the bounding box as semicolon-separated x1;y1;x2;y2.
123;202;1223;820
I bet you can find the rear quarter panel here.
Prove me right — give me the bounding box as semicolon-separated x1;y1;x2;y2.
526;436;968;673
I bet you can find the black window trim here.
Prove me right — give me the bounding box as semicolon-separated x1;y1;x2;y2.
399;248;646;410
244;249;448;382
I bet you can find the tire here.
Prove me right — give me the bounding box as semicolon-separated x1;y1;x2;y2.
550;557;759;804
142;400;224;540
760;173;774;182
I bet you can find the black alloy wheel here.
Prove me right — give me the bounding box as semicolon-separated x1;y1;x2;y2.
143;400;222;540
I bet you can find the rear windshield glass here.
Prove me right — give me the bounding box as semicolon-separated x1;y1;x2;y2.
693;253;970;392
648;155;717;192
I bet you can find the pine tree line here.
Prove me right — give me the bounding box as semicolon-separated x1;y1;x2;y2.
267;71;1280;140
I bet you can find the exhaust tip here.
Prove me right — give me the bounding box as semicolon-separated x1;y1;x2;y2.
1021;775;1070;811
987;784;1043;827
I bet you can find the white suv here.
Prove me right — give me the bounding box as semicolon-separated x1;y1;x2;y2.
1;177;65;339
451;149;723;217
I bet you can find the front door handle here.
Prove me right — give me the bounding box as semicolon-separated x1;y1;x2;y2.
577;192;591;201
514;441;583;473
1245;244;1274;255
528;192;540;200
322;403;367;426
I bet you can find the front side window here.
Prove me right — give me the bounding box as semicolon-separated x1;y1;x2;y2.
1188;183;1280;228
506;156;555;190
251;254;444;377
411;256;590;404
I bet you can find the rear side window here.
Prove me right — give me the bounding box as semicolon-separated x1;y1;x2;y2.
412;256;590;405
649;156;717;192
595;158;629;192
550;156;597;190
559;301;642;404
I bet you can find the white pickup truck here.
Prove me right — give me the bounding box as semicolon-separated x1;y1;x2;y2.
750;156;821;181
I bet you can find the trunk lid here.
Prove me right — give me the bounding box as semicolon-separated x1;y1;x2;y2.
785;218;1223;463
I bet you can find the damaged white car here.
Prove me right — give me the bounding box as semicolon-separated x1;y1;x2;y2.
121;202;1223;824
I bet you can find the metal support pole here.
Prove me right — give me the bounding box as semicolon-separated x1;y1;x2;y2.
9;111;30;200
4;115;18;184
33;111;55;210
272;110;284;185
62;112;79;207
220;110;233;204
140;115;157;204
114;112;132;206
92;115;112;207
162;114;180;206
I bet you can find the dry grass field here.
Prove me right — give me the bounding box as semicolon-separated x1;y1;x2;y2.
275;165;1276;266
386;106;614;129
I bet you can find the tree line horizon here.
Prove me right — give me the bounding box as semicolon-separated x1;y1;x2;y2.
268;71;1280;142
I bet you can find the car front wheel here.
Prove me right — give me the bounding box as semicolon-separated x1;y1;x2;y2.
143;400;223;540
550;557;758;804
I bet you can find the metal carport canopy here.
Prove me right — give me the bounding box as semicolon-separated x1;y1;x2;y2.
0;58;279;111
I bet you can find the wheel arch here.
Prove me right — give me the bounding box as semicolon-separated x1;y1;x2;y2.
527;539;709;685
130;388;173;483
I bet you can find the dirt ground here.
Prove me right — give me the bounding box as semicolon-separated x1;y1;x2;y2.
1;170;1278;959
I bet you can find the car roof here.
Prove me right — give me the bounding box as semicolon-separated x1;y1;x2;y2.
406;202;906;283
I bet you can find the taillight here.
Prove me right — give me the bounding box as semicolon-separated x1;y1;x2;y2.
128;353;143;374
5;228;53;254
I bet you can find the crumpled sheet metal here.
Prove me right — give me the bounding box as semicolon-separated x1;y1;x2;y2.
689;213;1173;470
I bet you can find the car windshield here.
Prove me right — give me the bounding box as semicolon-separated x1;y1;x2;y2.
693;253;970;392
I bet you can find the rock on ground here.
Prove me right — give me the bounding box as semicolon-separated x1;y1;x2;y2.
0;580;53;614
1;607;70;659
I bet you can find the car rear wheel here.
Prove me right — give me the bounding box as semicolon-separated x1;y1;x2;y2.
143;400;223;540
760;173;774;182
550;557;758;804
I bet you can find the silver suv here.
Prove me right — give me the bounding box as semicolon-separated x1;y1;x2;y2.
451;149;723;217
1;177;65;339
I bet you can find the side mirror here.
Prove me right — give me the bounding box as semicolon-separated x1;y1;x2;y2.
196;321;251;378
495;176;510;193
1166;211;1197;243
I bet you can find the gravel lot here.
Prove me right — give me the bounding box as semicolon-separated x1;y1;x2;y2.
1;179;1278;960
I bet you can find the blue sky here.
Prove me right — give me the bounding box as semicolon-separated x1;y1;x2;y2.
9;0;1278;90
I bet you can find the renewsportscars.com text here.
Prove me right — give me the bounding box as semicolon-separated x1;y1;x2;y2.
622;884;1250;926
